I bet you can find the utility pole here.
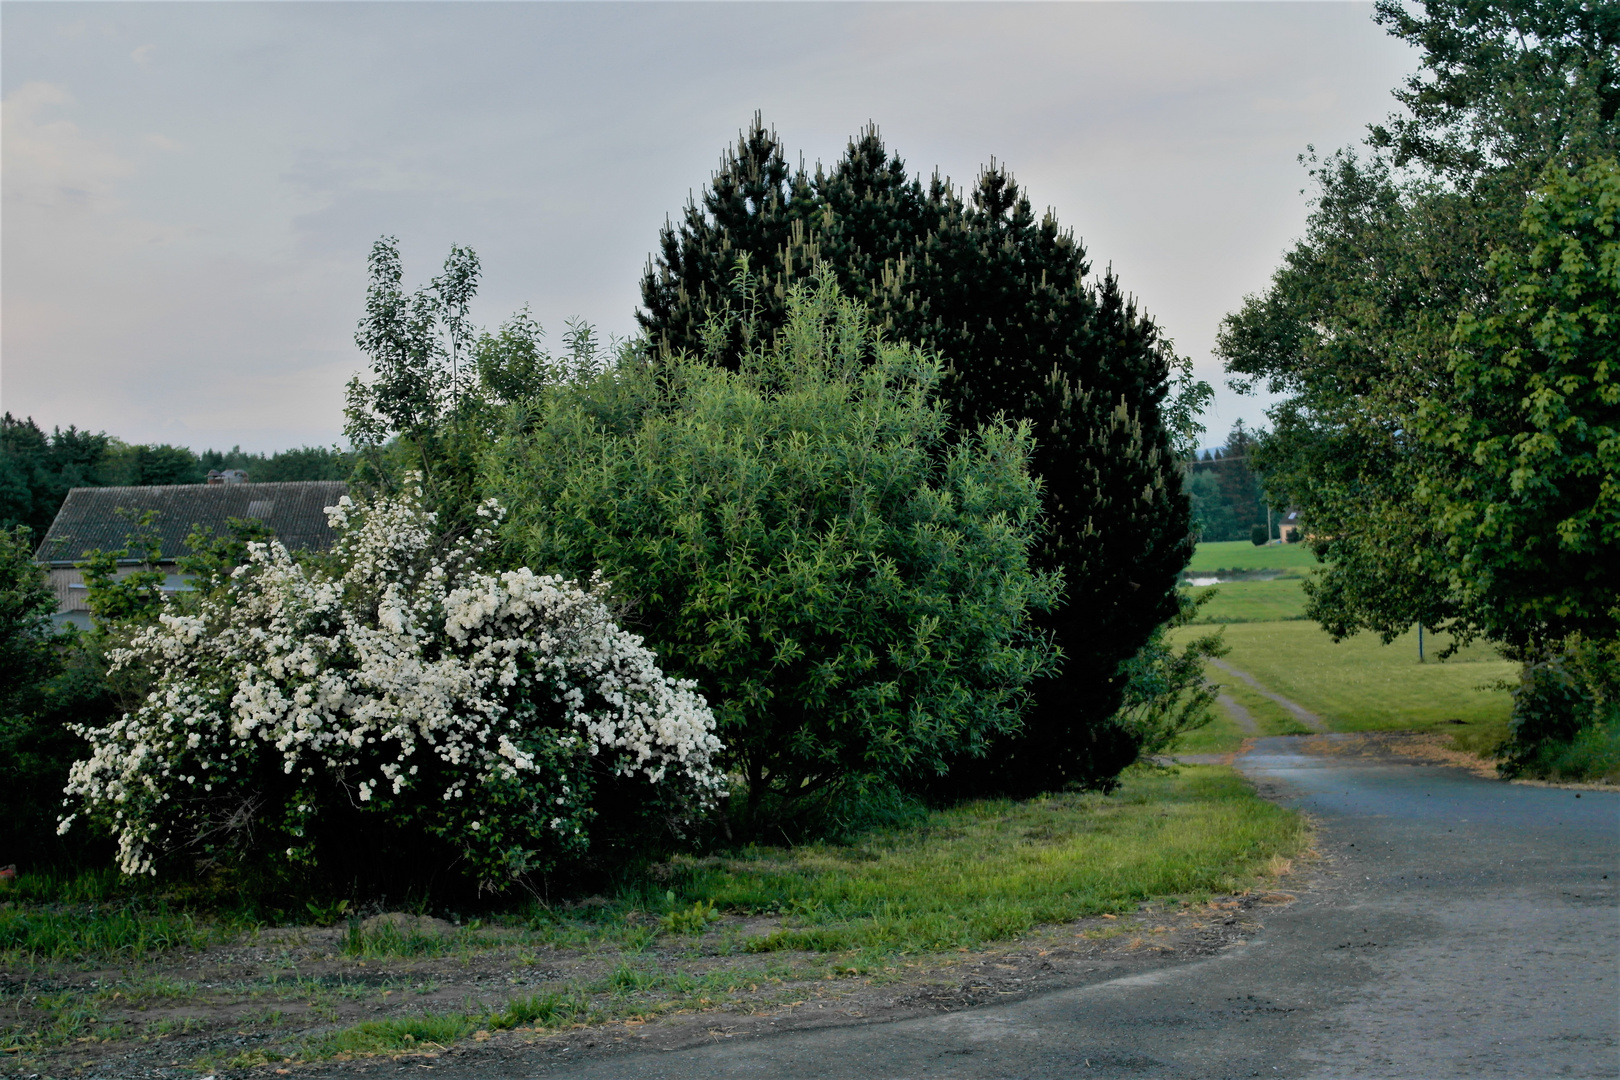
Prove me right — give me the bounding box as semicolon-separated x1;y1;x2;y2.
1267;506;1274;544
1418;623;1425;663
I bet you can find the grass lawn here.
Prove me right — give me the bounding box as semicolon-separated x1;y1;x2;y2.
1184;540;1319;576
1;770;1302;969
1171;621;1515;736
671;767;1304;954
1189;578;1309;623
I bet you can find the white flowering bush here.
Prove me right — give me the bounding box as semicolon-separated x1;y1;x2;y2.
60;484;723;887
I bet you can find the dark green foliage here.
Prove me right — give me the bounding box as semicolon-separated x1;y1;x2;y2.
344;237;595;534
1219;1;1618;650
0;527;112;870
175;517;280;597
493;282;1058;825
1250;524;1268;548
1110;592;1227;759
639;119;1196;794
1187;422;1268;542
1367;0;1618;179
1;415;114;535
2;412;354;542
197;445;354;482
1500;636;1620;781
0;527;58;716
77;511;167;627
1418;159;1619;649
1220;149;1483;644
1221;1;1619;775
100;444;206;487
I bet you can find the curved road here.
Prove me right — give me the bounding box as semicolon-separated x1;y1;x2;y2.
436;738;1620;1078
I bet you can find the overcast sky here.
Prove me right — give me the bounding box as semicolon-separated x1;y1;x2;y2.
2;2;1418;454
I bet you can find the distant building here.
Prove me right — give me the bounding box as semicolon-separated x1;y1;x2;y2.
34;481;348;629
1278;508;1305;543
206;469;250;485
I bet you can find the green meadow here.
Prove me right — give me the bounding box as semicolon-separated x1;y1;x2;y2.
1183;540;1319;576
1172;542;1516;748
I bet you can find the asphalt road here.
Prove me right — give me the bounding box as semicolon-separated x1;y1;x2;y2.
407;737;1620;1079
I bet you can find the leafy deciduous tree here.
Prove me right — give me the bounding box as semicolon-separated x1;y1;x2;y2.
493;281;1060;819
1220;0;1618;648
640;120;1201;792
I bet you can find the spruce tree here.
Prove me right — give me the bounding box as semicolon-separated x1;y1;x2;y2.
640;117;1194;793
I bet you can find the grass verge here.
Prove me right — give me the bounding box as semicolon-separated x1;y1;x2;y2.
666;766;1304;955
7;767;1305;1070
1169;704;1251;754
0;904;215;963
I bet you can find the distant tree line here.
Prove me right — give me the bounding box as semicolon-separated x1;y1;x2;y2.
0;413;353;536
1185;421;1274;543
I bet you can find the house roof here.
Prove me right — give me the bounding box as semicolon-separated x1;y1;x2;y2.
35;482;349;565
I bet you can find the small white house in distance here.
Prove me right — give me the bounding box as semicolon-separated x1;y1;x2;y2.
1278;508;1305;543
34;481;348;629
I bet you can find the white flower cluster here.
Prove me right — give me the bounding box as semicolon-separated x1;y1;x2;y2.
61;483;723;878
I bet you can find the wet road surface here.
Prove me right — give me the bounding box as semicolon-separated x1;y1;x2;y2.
393;737;1620;1079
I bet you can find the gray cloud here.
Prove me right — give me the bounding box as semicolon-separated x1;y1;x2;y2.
2;2;1416;452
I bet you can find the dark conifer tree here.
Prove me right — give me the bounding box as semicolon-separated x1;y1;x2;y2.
639;117;1194;794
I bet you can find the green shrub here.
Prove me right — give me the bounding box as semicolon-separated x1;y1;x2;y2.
1250;524;1268;547
0;526;116;871
491;281;1059;826
1109;590;1227;761
60;486;722;890
1502;635;1620;782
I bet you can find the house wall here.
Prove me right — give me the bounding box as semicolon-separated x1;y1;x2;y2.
45;564;194;629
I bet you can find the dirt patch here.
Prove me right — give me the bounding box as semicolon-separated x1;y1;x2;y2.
1298;731;1620;791
1;893;1290;1079
1300;731;1502;778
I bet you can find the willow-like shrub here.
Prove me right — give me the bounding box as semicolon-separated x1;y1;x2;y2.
492;282;1059;819
59;485;722;886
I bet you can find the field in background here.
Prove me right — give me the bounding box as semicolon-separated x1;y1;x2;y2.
1189;579;1308;624
1172;541;1515;751
1183;541;1312;624
1183;540;1318;576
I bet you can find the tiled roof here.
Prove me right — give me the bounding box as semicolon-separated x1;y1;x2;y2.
34;482;349;564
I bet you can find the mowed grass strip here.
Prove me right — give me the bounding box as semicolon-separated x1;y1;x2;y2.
675;767;1304;954
1206;666;1313;737
1171;621;1515;734
1184;540;1320;576
1169;670;1310;757
1189;579;1309;623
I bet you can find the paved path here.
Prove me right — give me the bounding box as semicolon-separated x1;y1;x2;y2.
456;737;1617;1079
1208;659;1329;733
